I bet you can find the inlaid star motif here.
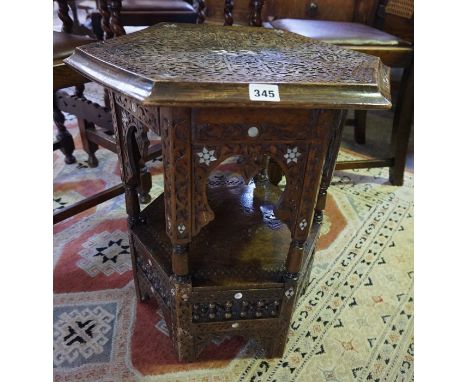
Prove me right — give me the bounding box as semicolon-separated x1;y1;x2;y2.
284;146;301;164
299;218;308;230
197;147;217;166
285;287;295;298
177;223;186;234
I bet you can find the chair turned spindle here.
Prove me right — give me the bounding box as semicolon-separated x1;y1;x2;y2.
224;0;234;26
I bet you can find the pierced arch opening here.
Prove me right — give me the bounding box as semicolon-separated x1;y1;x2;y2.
189;154;294;286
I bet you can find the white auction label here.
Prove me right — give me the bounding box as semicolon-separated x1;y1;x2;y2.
249;84;280;102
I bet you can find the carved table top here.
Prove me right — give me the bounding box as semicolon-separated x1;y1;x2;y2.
65;23;391;109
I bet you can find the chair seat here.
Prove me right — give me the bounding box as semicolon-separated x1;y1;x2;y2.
53;31;95;62
122;0;195;13
269;19;411;46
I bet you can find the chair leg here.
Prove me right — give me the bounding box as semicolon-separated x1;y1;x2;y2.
389;62;413;186
53;93;76;164
78;118;99;167
354;110;367;144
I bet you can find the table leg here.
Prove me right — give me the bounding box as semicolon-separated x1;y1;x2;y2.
354;110;367;144
314;110;347;224
268;110;344;356
109;92;150;300
159;107;196;361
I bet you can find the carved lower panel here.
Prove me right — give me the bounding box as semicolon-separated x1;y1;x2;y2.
119;104;343;361
135;255;172;308
192;266;284;284
192;298;281;322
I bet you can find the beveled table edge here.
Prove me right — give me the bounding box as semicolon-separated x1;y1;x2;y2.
65;48;392;110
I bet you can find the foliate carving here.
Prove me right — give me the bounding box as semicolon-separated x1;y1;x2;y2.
160;108;192;244
114;93;159;134
192;298;281;323
77;23;385;86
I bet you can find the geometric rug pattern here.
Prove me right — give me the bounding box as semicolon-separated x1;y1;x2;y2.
54;118;414;381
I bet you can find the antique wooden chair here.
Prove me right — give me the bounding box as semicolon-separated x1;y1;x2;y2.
54;0;96;164
74;0;202;178
53;0;161;223
264;0;414;185
78;0;205;39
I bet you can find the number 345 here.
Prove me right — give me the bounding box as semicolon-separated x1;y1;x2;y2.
254;89;276;98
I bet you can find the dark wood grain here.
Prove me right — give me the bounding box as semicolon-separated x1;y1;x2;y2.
65;24;390;362
65;23;391;109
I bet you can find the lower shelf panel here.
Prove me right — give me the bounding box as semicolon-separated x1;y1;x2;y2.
130;180;322;361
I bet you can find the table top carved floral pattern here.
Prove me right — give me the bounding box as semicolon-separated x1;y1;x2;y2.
65;23;391;108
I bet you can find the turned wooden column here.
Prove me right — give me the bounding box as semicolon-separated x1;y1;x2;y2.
224;0;234;25
314;110;347;224
98;0;114;40
249;0;264;27
109;0;126;37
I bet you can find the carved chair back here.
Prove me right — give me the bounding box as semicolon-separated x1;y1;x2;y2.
373;0;413;42
55;0;75;33
223;0;265;26
97;0;205;40
55;0;95;36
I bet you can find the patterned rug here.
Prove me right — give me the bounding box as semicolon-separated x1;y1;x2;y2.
53;117;414;382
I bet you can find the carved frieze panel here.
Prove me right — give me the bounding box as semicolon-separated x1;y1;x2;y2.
114;93;160;134
192;298;281;322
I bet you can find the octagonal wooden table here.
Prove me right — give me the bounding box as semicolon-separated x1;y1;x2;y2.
66;23;391;362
